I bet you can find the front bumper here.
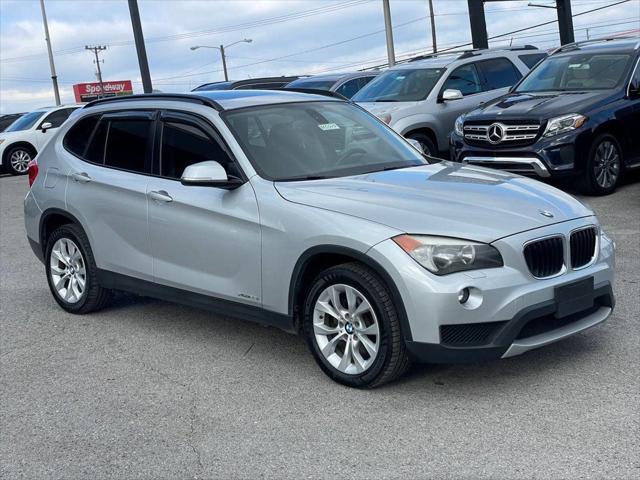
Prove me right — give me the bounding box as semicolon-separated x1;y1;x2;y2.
449;129;587;178
366;217;615;363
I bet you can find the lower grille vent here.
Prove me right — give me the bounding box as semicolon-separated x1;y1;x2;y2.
440;321;507;346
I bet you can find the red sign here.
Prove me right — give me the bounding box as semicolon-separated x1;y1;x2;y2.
73;80;133;103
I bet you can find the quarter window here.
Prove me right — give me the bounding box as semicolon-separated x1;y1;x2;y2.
477;58;522;90
104;119;152;173
160;121;231;179
442;64;483;96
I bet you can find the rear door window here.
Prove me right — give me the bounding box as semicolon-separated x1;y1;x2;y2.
103;118;153;174
477;58;522;90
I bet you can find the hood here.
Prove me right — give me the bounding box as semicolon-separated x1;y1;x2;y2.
467;90;615;121
275;163;593;243
358;101;419;119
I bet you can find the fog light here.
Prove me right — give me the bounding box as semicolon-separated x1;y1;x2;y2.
458;288;470;304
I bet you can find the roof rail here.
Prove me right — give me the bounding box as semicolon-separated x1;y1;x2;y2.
84;93;224;111
281;87;348;101
551;35;640;55
407;44;539;63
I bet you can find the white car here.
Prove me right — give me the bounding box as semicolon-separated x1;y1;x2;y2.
0;105;81;175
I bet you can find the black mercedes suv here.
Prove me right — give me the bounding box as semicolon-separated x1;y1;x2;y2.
450;37;640;195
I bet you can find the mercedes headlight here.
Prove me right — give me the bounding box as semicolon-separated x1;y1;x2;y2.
454;115;465;136
543;113;587;137
393;235;503;275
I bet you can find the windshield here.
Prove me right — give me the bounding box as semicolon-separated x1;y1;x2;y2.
352;68;445;102
286;79;336;91
223;101;427;181
4;110;45;132
516;53;633;92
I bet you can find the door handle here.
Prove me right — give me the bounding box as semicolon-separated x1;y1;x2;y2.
71;172;92;183
149;190;173;203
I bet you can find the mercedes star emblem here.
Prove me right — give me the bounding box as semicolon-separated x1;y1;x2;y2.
487;123;505;144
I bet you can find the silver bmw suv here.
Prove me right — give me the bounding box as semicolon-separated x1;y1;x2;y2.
24;91;615;388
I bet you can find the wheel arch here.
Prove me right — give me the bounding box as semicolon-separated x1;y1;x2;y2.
39;208;86;254
288;245;413;341
591;120;628;163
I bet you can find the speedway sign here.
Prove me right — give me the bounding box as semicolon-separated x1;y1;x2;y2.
73;80;133;102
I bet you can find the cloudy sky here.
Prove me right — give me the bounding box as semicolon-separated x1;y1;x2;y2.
0;0;638;113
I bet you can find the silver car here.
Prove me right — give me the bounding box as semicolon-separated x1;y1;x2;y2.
353;47;546;157
24;90;615;388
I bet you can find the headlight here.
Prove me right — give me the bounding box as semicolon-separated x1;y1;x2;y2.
377;113;392;124
543;113;587;137
0;139;5;145
454;115;465;136
393;235;503;275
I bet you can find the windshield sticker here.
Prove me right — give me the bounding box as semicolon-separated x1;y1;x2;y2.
318;123;340;131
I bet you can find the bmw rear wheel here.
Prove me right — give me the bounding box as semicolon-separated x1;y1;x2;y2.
45;224;112;314
302;262;410;388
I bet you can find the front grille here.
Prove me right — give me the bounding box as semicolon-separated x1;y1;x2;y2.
570;227;597;269
440;321;507;346
463;120;541;147
523;236;564;278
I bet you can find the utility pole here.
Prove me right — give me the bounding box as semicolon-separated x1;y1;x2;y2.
39;0;60;105
128;0;153;93
85;45;107;98
382;0;395;66
428;0;437;53
220;45;228;81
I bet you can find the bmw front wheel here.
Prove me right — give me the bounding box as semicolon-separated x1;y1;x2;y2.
302;262;410;388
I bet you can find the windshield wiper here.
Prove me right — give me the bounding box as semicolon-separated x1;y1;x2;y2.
277;175;333;182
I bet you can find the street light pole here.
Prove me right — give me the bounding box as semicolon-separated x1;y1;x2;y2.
220;45;228;81
39;0;60;105
428;0;437;53
128;0;153;93
190;39;252;82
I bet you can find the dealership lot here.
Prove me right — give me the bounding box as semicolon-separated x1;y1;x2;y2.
1;172;639;478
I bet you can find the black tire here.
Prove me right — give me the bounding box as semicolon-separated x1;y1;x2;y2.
406;132;437;158
4;145;35;176
302;262;410;388
577;133;623;196
45;224;112;314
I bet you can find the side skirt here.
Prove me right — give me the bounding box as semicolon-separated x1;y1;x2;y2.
96;269;296;333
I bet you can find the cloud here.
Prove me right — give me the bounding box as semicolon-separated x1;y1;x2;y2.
0;0;637;113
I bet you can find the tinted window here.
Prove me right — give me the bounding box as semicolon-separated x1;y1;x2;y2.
4;110;46;132
40;108;77;129
442;63;482;96
286;79;336;91
234;82;287;90
352;68;445;102
519;53;547;69
160;121;231;179
85;120;108;164
477;58;522;90
64;115;100;158
104;120;152;173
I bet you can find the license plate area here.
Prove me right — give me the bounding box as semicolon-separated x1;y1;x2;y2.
554;277;594;319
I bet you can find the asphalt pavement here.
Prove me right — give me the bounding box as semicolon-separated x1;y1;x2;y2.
1;172;639;479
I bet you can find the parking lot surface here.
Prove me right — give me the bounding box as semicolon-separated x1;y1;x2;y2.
1;172;639;479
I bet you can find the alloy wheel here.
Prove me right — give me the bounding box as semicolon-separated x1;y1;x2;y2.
9;149;31;173
313;283;380;375
49;238;87;304
594;140;620;189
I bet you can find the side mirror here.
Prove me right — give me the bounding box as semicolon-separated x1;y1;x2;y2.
629;81;640;99
442;89;464;101
406;138;424;153
180;161;243;189
40;122;53;132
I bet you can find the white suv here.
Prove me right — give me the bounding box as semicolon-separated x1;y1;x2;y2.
353;47;546;157
0;104;81;175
